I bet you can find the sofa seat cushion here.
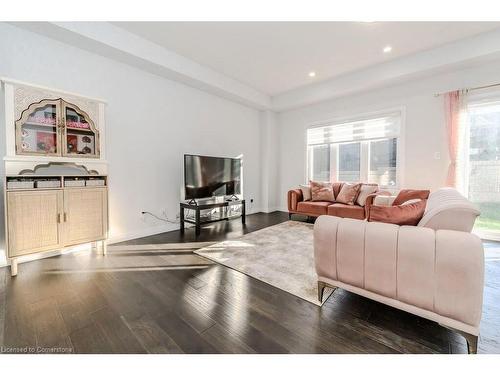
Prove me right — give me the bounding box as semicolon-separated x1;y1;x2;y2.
297;201;331;216
327;203;366;220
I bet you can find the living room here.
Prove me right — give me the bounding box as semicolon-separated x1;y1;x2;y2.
1;0;500;372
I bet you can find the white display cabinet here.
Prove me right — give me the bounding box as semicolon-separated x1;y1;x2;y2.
1;78;109;276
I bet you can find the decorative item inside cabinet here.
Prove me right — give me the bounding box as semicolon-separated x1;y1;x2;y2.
5;175;108;190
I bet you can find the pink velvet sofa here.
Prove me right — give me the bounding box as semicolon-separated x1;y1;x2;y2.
314;188;483;353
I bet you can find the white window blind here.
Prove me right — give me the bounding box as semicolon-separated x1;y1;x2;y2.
307;112;401;146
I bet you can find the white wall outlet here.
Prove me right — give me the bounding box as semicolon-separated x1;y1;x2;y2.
434;152;441;160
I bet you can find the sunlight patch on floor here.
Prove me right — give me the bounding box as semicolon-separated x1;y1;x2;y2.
43;265;211;274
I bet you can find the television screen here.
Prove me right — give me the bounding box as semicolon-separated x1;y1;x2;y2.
184;154;242;200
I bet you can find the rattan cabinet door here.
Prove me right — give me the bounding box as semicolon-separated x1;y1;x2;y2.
7;190;63;257
62;187;108;246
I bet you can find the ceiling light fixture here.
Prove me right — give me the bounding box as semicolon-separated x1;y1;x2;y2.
308;71;316;78
383;45;392;53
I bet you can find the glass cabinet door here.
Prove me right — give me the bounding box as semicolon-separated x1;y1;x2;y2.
16;100;61;156
62;102;99;158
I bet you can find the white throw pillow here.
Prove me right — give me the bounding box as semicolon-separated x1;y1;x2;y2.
356;184;379;206
401;198;423;206
299;184;312;201
373;195;397;206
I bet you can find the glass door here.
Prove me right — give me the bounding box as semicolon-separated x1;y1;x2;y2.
62;101;99;158
466;100;500;239
15;99;61;156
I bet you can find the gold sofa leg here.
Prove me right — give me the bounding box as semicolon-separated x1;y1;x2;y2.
318;281;337;303
463;333;479;354
318;281;327;302
442;325;479;354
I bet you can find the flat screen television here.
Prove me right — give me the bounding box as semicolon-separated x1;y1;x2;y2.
184;154;242;200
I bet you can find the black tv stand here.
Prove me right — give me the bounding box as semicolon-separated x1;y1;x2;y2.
180;199;246;236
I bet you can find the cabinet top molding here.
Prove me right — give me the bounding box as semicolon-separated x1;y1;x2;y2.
0;77;108;104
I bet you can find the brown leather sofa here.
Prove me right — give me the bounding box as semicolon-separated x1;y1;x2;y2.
288;182;389;220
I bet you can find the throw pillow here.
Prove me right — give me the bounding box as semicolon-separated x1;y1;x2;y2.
310;181;335;202
368;200;427;226
392;189;430;206
332;182;344;200
373;195;397;206
356;183;379;206
335;182;362;205
299;184;312;201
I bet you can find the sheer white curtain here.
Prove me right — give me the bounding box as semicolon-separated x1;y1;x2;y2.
444;89;468;193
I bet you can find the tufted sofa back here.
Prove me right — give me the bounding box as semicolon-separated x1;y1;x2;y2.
417;188;480;232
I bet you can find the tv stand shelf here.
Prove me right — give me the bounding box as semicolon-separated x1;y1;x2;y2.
180;199;245;236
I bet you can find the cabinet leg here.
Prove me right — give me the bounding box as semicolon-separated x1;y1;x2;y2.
101;240;107;256
10;259;18;277
91;241;98;252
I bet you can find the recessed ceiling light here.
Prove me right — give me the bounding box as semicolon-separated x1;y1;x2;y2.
308;71;316;78
383;45;392;53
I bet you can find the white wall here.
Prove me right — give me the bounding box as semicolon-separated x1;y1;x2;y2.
277;58;500;210
0;23;263;265
259;110;280;212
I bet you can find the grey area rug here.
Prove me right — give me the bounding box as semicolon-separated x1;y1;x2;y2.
194;221;334;306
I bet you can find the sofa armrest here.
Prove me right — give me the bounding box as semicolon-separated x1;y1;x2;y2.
287;189;303;212
364;190;392;218
418;188;480;232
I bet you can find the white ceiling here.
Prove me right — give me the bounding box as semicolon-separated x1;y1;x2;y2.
113;22;500;95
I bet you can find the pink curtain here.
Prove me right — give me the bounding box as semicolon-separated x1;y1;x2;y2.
444;91;462;187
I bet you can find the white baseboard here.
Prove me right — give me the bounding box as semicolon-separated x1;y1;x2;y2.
258;205;287;213
107;223;178;244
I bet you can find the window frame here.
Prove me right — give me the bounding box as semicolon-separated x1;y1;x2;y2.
304;107;405;190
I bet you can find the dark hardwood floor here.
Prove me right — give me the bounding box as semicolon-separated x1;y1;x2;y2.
0;211;499;354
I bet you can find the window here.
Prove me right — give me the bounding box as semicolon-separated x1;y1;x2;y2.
308;144;330;181
369;138;397;186
339;142;360;182
463;100;500;237
306;111;401;187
